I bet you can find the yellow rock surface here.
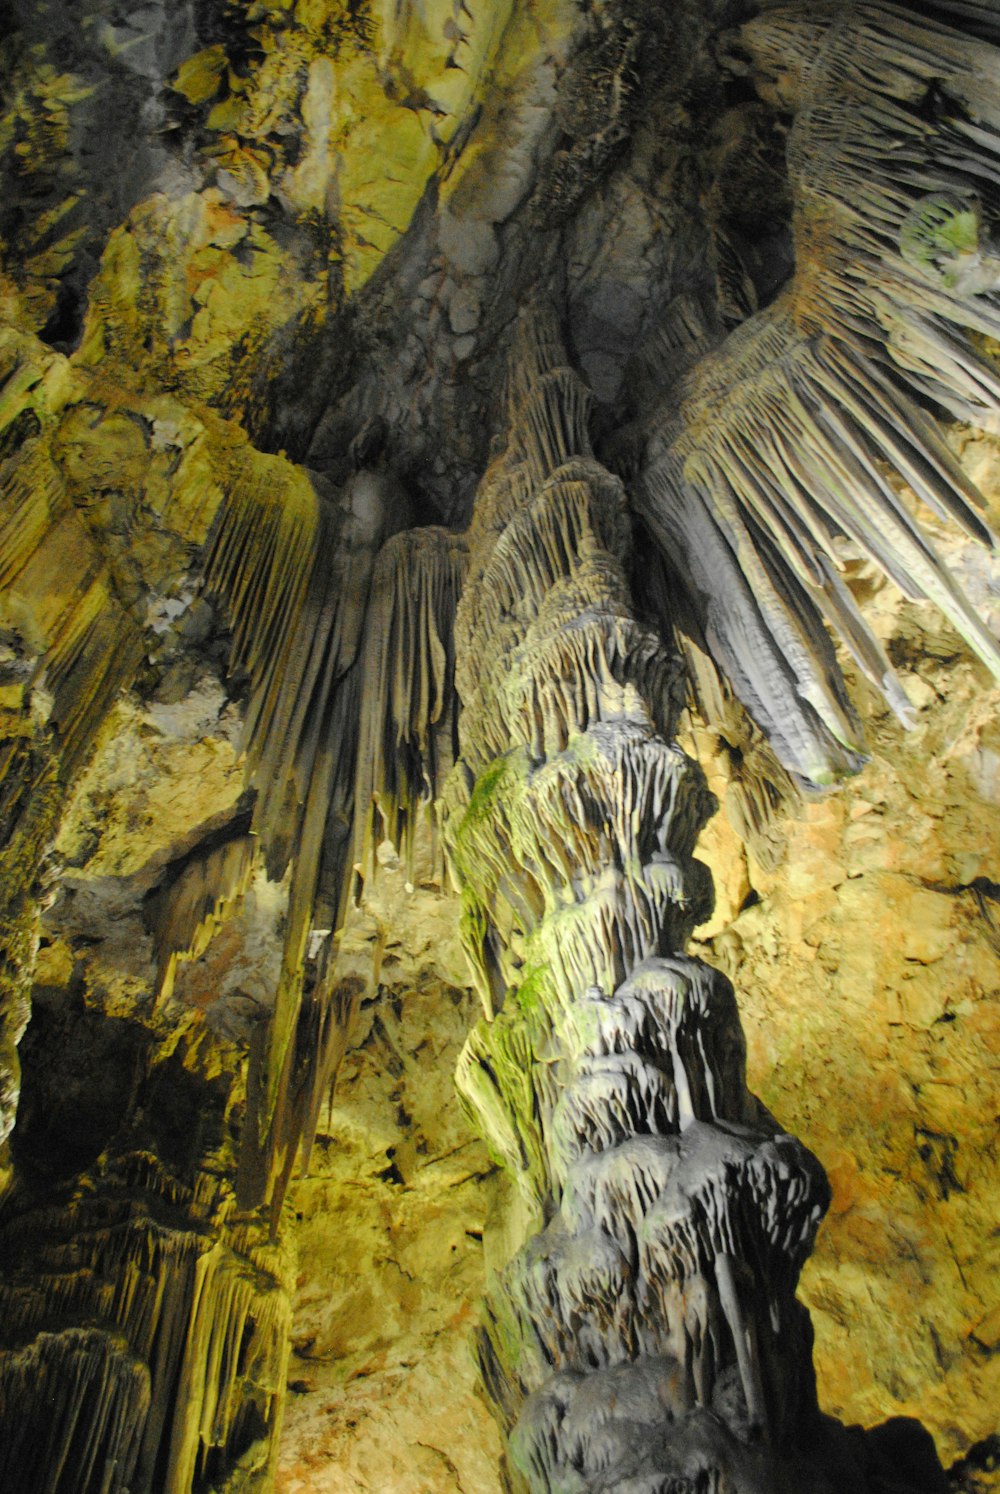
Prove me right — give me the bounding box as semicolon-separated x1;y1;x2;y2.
692;548;1000;1464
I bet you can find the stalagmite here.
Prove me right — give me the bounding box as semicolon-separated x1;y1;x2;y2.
444;307;949;1492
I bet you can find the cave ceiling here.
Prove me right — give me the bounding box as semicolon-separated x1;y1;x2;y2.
0;0;998;1491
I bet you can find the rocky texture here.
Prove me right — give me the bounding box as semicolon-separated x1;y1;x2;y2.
276;864;504;1494
687;484;1000;1474
440;309;950;1492
0;0;997;1490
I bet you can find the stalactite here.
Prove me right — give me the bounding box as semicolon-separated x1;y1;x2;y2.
234;522;471;1222
0;1152;292;1494
206;496;470;1225
631;530;799;869
0;1329;150;1494
351;525;468;894
617;2;1000;792
0;402;145;780
203;451;415;1215
920;0;1000;42
444;305;948;1492
201;459;345;881
151;833;257;1005
0;337;147;1187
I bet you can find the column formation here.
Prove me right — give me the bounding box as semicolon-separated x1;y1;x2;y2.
443;309;838;1491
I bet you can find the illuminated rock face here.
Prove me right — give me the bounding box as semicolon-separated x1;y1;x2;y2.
0;1;998;1491
0;1159;292;1493
442;311;953;1492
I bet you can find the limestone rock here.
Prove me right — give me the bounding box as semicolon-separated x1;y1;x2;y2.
0;1;998;1489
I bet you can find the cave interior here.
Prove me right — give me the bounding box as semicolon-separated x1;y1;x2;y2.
0;0;998;1490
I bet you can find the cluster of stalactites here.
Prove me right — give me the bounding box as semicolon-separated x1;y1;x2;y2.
445;310;833;1492
350;525;469;896
202;457;383;1217
629;527;801;872
0;1152;291;1494
743;2;1000;424
202;461;361;884
622;0;1000;794
204;461;472;1223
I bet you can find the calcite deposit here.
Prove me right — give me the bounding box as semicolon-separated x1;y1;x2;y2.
0;0;997;1490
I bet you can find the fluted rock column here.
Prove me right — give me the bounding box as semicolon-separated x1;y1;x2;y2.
443;310;940;1493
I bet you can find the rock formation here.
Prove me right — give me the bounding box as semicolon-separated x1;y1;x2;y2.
0;0;997;1490
443;306;956;1492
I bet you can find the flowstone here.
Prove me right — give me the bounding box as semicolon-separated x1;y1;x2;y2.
443;309;950;1494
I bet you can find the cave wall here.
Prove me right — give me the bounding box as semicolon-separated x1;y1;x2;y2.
0;0;998;1489
691;484;1000;1470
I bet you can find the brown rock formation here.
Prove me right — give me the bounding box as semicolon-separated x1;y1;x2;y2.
0;1;997;1490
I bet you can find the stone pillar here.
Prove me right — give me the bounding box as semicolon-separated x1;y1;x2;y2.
443;308;944;1492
